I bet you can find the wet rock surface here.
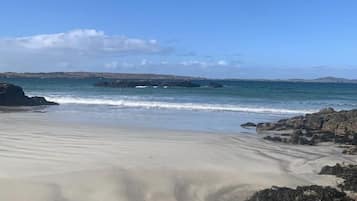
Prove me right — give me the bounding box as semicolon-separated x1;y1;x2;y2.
257;107;357;138
241;122;257;128
256;108;357;150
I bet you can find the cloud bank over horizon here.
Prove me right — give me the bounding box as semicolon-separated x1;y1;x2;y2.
0;29;241;78
1;29;163;54
0;29;166;71
0;29;355;79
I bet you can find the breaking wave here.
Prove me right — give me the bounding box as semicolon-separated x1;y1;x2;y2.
45;96;315;114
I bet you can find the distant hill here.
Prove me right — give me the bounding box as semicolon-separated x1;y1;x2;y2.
224;76;357;84
288;76;357;83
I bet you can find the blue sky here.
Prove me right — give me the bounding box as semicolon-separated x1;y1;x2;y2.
0;0;356;79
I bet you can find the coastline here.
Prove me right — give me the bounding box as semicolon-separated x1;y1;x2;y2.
0;112;355;201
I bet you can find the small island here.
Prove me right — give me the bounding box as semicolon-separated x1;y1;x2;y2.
94;79;223;88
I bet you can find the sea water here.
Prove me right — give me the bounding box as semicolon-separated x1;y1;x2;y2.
1;78;357;133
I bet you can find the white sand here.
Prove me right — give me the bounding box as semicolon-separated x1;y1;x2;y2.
0;112;356;201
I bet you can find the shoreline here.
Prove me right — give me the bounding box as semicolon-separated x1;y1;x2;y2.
0;112;356;200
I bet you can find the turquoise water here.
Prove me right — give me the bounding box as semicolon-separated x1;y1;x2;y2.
1;78;357;133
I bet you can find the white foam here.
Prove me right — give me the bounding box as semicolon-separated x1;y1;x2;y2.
45;96;315;114
135;86;148;88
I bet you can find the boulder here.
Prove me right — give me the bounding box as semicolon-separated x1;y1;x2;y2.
246;185;353;201
284;116;305;129
319;107;336;114
0;83;58;106
289;130;315;145
319;163;345;176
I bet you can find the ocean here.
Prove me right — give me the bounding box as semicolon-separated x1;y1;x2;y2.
2;78;357;133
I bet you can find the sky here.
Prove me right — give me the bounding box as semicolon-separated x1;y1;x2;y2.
0;0;357;79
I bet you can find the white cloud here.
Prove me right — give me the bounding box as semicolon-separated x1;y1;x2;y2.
105;61;119;69
0;29;166;71
140;59;148;65
0;29;241;78
180;60;206;66
180;60;230;67
1;29;162;54
217;60;228;66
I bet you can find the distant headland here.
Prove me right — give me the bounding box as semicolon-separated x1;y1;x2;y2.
0;72;356;84
0;72;198;80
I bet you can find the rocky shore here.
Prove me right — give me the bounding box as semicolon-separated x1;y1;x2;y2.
246;185;353;201
242;108;357;201
245;164;357;201
0;83;58;106
241;108;357;152
320;164;357;192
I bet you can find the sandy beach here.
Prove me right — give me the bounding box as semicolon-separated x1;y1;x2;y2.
1;1;357;200
0;111;354;201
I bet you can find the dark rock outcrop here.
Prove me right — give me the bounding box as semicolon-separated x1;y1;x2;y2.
257;107;357;137
94;80;201;88
0;83;58;106
257;108;357;148
319;164;357;192
263;135;283;142
319;163;346;176
246;185;353;201
342;146;357;155
241;122;257;128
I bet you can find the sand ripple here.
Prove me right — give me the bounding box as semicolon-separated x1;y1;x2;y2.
0;113;356;201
